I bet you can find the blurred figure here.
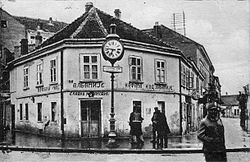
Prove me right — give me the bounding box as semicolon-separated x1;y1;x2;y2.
198;102;227;162
157;111;171;148
129;105;144;147
151;107;161;148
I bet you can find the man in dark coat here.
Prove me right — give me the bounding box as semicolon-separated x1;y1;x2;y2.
158;112;171;148
151;107;161;147
198;102;227;162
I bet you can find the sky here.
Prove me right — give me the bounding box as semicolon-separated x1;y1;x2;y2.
1;0;249;95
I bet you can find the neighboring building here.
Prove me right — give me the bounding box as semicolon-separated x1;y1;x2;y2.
13;16;68;58
221;95;239;118
142;22;219;129
0;8;67;139
9;3;206;139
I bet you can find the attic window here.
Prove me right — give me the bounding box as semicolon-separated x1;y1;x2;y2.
1;20;7;28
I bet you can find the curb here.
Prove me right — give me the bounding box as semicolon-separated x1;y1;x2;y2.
0;146;249;154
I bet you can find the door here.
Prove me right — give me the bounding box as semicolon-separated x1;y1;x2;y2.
158;101;165;114
80;100;101;138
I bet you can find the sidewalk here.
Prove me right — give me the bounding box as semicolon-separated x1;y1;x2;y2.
0;118;250;153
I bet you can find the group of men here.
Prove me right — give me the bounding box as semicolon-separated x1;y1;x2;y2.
129;106;170;149
129;103;227;162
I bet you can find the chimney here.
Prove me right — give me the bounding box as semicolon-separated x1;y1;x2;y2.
35;32;43;47
153;22;162;39
114;9;121;19
85;2;93;12
20;39;28;55
48;17;54;26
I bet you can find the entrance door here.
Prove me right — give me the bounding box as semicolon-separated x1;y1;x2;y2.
158;101;165;114
80;100;101;138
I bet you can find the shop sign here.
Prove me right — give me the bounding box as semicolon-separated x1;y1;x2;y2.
69;91;109;97
37;84;60;93
72;82;104;89
124;82;174;92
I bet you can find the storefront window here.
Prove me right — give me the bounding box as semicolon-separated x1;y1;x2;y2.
37;103;42;122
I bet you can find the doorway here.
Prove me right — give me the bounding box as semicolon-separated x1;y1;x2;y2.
80;100;101;138
157;101;165;114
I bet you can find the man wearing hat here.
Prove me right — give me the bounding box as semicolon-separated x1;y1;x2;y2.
198;102;227;162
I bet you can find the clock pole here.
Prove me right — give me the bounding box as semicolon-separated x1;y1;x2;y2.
103;24;124;148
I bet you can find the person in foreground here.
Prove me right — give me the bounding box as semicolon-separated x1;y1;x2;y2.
198;102;227;162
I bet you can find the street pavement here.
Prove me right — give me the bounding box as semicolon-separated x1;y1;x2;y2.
0;151;249;162
0;117;249;161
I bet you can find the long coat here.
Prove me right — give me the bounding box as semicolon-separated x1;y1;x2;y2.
129;112;144;136
197;116;226;153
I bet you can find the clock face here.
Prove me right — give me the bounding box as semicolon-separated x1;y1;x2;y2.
103;39;124;60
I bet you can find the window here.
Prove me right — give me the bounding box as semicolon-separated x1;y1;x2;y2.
51;102;57;122
20;104;23;120
25;103;29;120
190;72;194;89
81;54;100;80
36;62;43;85
23;66;29;88
1;20;7;28
155;60;166;83
181;64;186;87
196;77;200;93
0;44;2;58
50;59;57;83
37;103;42;122
129;56;142;81
186;69;190;89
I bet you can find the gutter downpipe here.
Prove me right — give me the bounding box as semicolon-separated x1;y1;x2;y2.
179;59;183;135
60;50;65;146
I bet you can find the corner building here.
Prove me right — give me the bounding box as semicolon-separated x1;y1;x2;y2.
9;5;204;138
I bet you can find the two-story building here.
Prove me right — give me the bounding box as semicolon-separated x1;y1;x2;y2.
8;3;205;139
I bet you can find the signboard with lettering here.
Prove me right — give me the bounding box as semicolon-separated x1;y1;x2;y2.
103;66;122;73
124;82;175;92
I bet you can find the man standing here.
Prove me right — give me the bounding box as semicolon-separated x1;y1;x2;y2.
129;105;144;146
157;111;171;148
151;107;161;148
198;102;227;162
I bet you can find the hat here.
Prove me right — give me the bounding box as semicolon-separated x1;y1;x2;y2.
206;103;220;111
154;107;158;110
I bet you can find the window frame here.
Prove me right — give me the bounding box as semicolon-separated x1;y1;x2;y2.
80;54;101;81
20;104;23;121
23;66;29;89
1;20;8;28
37;103;42;122
181;64;186;87
129;56;143;82
50;58;57;83
51;102;57;122
155;59;167;83
36;61;43;86
25;103;29;120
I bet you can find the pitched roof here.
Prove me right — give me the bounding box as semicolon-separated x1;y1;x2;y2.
221;95;239;106
38;7;178;51
13;16;68;33
142;25;213;66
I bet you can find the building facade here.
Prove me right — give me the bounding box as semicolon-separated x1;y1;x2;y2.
9;4;206;138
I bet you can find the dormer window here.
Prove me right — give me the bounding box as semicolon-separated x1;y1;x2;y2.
1;20;7;28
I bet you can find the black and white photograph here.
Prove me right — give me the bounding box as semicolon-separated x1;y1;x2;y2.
0;0;249;161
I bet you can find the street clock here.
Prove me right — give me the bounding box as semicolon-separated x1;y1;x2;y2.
102;39;124;64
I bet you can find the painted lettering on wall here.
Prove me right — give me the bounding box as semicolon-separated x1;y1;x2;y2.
37;84;60;92
69;91;109;96
124;82;175;92
73;82;104;88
